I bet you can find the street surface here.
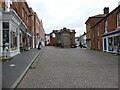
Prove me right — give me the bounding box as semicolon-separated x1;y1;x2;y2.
17;46;118;88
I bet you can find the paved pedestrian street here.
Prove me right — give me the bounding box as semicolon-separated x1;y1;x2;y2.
17;46;118;88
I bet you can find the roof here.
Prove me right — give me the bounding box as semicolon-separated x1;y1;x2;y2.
91;14;106;18
91;5;120;29
85;14;105;24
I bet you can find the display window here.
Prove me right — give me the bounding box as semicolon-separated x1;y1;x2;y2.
3;22;9;50
11;31;17;50
108;37;113;51
114;36;120;53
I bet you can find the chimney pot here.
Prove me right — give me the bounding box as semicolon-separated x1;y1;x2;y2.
104;7;109;14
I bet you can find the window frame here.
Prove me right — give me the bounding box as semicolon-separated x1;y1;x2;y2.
97;26;100;36
104;21;108;33
117;12;120;28
22;8;25;18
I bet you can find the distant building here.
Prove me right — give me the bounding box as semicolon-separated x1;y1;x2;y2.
50;27;76;48
45;34;50;46
79;32;87;47
75;37;80;46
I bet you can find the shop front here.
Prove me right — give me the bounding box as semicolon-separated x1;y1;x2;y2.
102;29;120;54
2;9;21;58
0;9;2;58
19;24;31;51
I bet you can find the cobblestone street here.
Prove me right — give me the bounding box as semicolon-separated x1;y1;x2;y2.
17;46;118;88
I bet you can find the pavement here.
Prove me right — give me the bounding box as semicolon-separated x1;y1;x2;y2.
17;46;119;88
2;48;43;89
0;60;2;90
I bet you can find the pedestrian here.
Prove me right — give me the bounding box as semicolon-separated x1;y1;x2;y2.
79;42;82;48
38;42;41;50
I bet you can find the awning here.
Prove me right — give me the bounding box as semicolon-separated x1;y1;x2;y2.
102;29;120;37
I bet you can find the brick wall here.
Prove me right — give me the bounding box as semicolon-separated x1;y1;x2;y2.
86;17;104;49
91;6;120;51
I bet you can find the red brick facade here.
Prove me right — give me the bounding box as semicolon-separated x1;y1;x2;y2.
49;28;76;48
86;5;120;53
85;15;105;49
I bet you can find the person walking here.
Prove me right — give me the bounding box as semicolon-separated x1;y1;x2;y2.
79;42;82;48
38;42;42;50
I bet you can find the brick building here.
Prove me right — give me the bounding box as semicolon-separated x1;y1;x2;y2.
1;0;45;58
50;27;76;48
85;11;106;49
86;4;120;54
34;13;45;48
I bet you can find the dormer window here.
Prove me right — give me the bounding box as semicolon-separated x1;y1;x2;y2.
104;21;108;33
117;12;120;28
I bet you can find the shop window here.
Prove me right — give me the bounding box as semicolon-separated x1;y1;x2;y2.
117;12;120;28
3;22;9;50
108;37;113;51
11;31;17;50
114;36;120;53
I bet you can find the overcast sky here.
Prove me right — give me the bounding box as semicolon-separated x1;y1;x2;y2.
26;0;120;37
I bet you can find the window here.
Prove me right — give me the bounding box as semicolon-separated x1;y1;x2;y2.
117;12;120;28
52;33;56;37
3;22;9;50
11;31;17;50
93;31;95;38
104;21;108;33
108;37;113;51
22;8;24;18
97;26;100;36
98;40;100;49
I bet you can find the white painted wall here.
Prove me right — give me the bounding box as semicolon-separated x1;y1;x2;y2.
0;10;2;58
0;8;2;90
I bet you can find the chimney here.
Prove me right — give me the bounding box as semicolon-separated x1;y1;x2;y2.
63;27;67;29
118;1;120;6
103;7;109;14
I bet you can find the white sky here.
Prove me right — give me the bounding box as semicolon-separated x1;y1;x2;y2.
26;0;120;37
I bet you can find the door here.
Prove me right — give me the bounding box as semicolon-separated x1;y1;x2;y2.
104;38;107;51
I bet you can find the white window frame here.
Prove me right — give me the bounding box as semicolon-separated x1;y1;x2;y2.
93;31;95;38
22;8;24;18
104;21;108;33
117;12;120;28
98;40;100;49
52;33;56;37
97;26;100;36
